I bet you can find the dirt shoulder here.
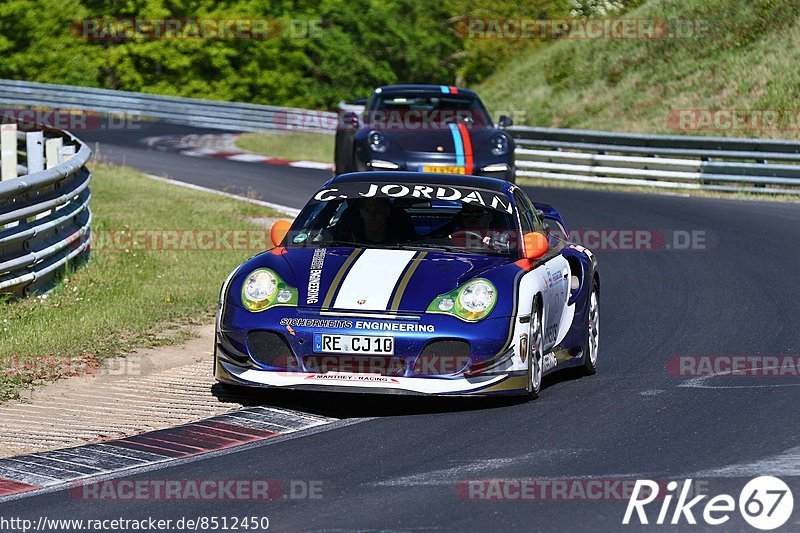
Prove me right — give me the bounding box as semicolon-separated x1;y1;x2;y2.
0;323;247;459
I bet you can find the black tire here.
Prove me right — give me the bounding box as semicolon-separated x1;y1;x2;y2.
527;300;544;399
582;279;599;375
334;129;356;175
505;164;516;184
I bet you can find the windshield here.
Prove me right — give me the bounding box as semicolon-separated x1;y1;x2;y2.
368;93;492;129
287;182;520;256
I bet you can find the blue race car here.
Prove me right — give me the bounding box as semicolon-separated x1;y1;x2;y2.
334;85;516;182
214;172;599;398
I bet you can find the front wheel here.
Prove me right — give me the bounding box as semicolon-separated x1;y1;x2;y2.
527;303;543;399
334;129;356;175
582;280;599;375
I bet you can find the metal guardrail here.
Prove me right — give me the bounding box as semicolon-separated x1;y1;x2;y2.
510;126;800;194
0;78;337;133
0;123;91;298
3;79;799;194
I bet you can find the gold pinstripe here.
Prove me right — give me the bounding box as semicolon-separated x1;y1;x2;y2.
321;248;364;309
389;251;427;312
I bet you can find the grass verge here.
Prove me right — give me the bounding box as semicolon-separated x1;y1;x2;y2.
477;0;800;139
0;164;279;402
235;131;334;163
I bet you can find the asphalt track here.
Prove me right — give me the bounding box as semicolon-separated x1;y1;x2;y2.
2;125;800;531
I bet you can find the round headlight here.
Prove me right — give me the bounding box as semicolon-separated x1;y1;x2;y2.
244;269;277;303
276;289;292;303
458;280;496;313
369;130;387;152
490;134;509;156
438;298;455;312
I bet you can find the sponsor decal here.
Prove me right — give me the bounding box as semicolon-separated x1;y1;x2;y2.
355;320;435;333
306;248;326;304
313;183;514;214
305;373;399;383
278;317;435;333
543;352;557;371
545;267;565;288
280;318;353;329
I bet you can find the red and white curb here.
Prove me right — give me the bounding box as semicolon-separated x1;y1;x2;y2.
0;406;336;500
144;134;333;171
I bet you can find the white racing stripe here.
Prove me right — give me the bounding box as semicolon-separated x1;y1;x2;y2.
333;249;416;311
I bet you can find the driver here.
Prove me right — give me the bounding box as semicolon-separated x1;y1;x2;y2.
335;198;416;245
450;204;509;250
359;197;393;244
457;204;493;232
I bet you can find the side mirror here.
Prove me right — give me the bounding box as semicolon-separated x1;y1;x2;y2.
270;220;292;247
498;115;513;128
523;232;549;260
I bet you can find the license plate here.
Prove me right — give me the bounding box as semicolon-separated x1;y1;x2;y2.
420;165;466;174
313;333;394;355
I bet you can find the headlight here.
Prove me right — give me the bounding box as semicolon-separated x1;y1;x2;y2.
369;130;387;152
490;134;509;156
459;280;495;313
241;268;298;312
427;278;497;322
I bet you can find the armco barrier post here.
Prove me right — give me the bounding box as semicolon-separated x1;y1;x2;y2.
26;131;44;174
45;137;62;168
1;123;18;180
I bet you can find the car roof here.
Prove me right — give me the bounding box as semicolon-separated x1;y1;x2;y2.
326;171;514;195
374;84;478;97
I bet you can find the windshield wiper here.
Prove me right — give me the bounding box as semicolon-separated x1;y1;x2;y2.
314;240;408;250
314;239;364;248
399;242;512;256
397;243;461;252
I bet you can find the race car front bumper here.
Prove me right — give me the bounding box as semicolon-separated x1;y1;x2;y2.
215;356;529;396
